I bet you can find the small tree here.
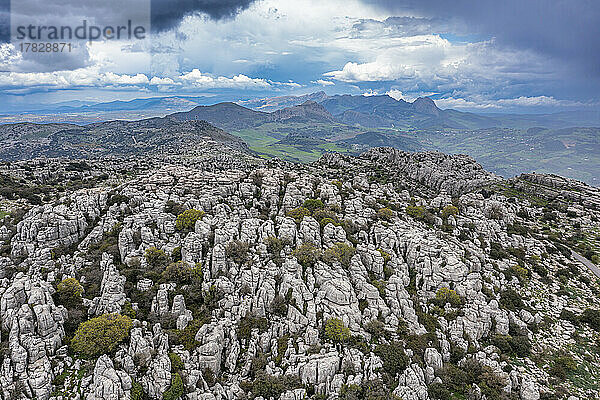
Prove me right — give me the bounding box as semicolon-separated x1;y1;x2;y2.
374;342;409;376
175;209;205;232
324;318;350;343
71;314;132;358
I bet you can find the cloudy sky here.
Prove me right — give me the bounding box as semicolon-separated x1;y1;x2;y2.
0;0;598;113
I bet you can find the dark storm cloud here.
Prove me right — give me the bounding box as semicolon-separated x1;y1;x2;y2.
362;0;599;77
151;0;259;32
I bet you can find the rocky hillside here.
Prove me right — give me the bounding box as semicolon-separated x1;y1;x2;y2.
0;119;249;161
0;146;599;400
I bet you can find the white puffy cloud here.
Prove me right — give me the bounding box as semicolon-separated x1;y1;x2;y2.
150;76;178;85
0;67;300;92
435;95;591;111
102;72;150;85
385;89;404;101
311;79;335;86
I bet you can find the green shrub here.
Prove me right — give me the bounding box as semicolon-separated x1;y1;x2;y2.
508;335;531;357
225;240;250;264
269;295;288;316
406;205;426;219
275;335;289;365
490;242;509;260
313;208;339;225
264;236;283;255
162;373;184;400
203;367;216;386
364;319;386;341
56;278;83;307
286;207;311;223
162;261;193;285
580;308;600;331
292;242;321;268
549;354;577;379
323;242;356;268
406;205;436;225
319;217;338;227
145;247;169;269
499;288;525;311
369;279;386;297
432;287;462;308
492;333;531;357
435;359;506;399
71;314;132;358
491;334;512;354
559;309;579;324
374;342;409;376
169;352;184;372
339;380;399;400
171;246;182;262
324;318;350;343
131;381;144;400
238;314;269;341
122;301;137;319
428;382;452;399
377;207;393;221
240;372;301;399
418;311;439;333
191;262;203;284
175;319;203;351
302;198;324;212
507;264;530;282
441;205;459;220
175;209;205;232
107;194;130;207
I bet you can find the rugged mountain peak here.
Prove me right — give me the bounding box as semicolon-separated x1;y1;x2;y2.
411;97;441;116
271;99;337;123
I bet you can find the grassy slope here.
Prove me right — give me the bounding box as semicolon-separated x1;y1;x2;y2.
232;121;599;185
415;128;600;184
233;122;365;162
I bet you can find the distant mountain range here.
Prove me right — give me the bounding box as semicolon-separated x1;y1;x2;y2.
1;92;599;184
3;91;600;130
170;100;338;131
